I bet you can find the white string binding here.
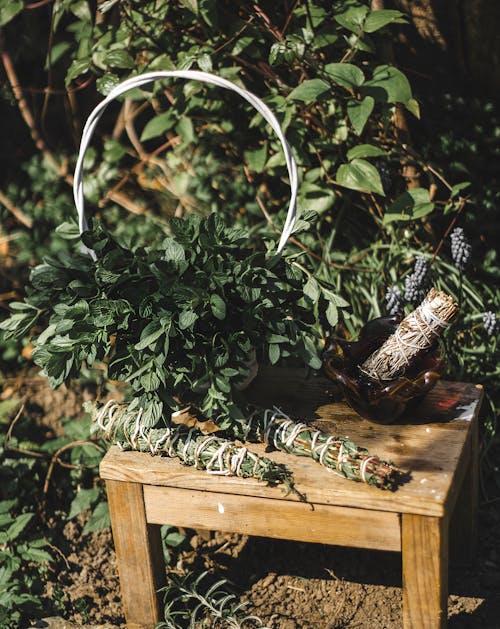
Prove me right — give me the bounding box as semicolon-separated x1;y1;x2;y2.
360;456;377;483
73;70;298;257
418;303;449;328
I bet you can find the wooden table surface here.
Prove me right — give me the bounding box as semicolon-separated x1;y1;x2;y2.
100;367;483;519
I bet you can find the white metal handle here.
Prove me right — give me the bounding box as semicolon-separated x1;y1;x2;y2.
73;70;298;255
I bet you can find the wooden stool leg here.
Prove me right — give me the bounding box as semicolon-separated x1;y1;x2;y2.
106;480;165;629
402;514;448;629
450;426;478;567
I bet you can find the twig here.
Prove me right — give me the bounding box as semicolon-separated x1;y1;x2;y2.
43;440;105;494
0;189;33;228
25;0;54;8
213;16;255;54
46;542;71;570
4;398;46;458
1;50;62;176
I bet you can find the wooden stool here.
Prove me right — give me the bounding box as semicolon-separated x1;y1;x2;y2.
99;368;483;629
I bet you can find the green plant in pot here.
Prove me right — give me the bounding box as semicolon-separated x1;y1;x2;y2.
1;72;398;489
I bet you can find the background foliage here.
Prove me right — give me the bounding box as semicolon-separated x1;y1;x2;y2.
0;0;498;626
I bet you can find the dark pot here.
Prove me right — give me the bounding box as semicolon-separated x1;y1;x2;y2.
322;315;444;424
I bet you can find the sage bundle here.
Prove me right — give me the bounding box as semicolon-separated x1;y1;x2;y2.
90;400;292;486
247;408;398;489
90;400;398;490
360;288;458;381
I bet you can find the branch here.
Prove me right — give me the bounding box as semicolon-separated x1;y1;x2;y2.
1;50;63;176
0;189;33;228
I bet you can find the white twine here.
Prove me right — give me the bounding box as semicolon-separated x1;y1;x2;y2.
337;442;349;473
206;440;233;475
419;303;449;328
284;422;308;448
181;428;196;463
152;428;171;455
73;70;298;256
95;399;119;435
310;429;321;453
130;407;144;449
168;428;181;458
230;446;248;476
360;456;378;483
318;435;336;466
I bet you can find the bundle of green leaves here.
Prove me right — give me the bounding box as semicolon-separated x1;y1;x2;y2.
1;213;333;434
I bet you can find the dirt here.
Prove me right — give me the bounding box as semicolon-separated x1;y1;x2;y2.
11;377;500;628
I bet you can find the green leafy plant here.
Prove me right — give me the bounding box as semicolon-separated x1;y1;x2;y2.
157;570;270;629
1;213;342;434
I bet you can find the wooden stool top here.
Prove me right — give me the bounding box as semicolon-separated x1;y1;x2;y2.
100;367;483;518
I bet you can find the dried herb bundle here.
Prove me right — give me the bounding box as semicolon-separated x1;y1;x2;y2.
90;400;398;490
360;288;458;381
90;400;292;487
247;408;398;489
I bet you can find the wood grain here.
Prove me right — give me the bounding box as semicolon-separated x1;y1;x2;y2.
143;485;401;551
100;370;483;518
106;480;165;629
402;514;448;628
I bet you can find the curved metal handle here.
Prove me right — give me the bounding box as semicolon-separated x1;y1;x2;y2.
73;70;298;255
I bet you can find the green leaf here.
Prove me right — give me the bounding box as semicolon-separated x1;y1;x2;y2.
140;112;175;142
326;302;338;327
336;159;385;196
178;310;198;330
21;546;52;563
135;320;164;351
70;0;92;22
65;58;90;86
322;289;350;308
363;65;412;104
0;398;23;425
99;0;120;13
334;5;369;32
347;144;386;160
176;116;194;143
162;237;186;262
68;488;100;520
268;343;280;365
83;501;110;534
364;9;406;33
7;513;34;541
104;49;135;69
300;336;322;370
55;221;80;240
96;73;120;95
197;53;212;72
288;79;330;102
450;182;471;198
0;0;23;26
405;97;420;119
162;525;185;547
210;294;226;320
45;41;72;69
180;0;198;15
347;97;374;135
244;143;268;173
383;188;435;224
303;277;320;303
324;63;365;89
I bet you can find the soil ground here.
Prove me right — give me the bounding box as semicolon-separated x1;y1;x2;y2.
16;378;500;628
